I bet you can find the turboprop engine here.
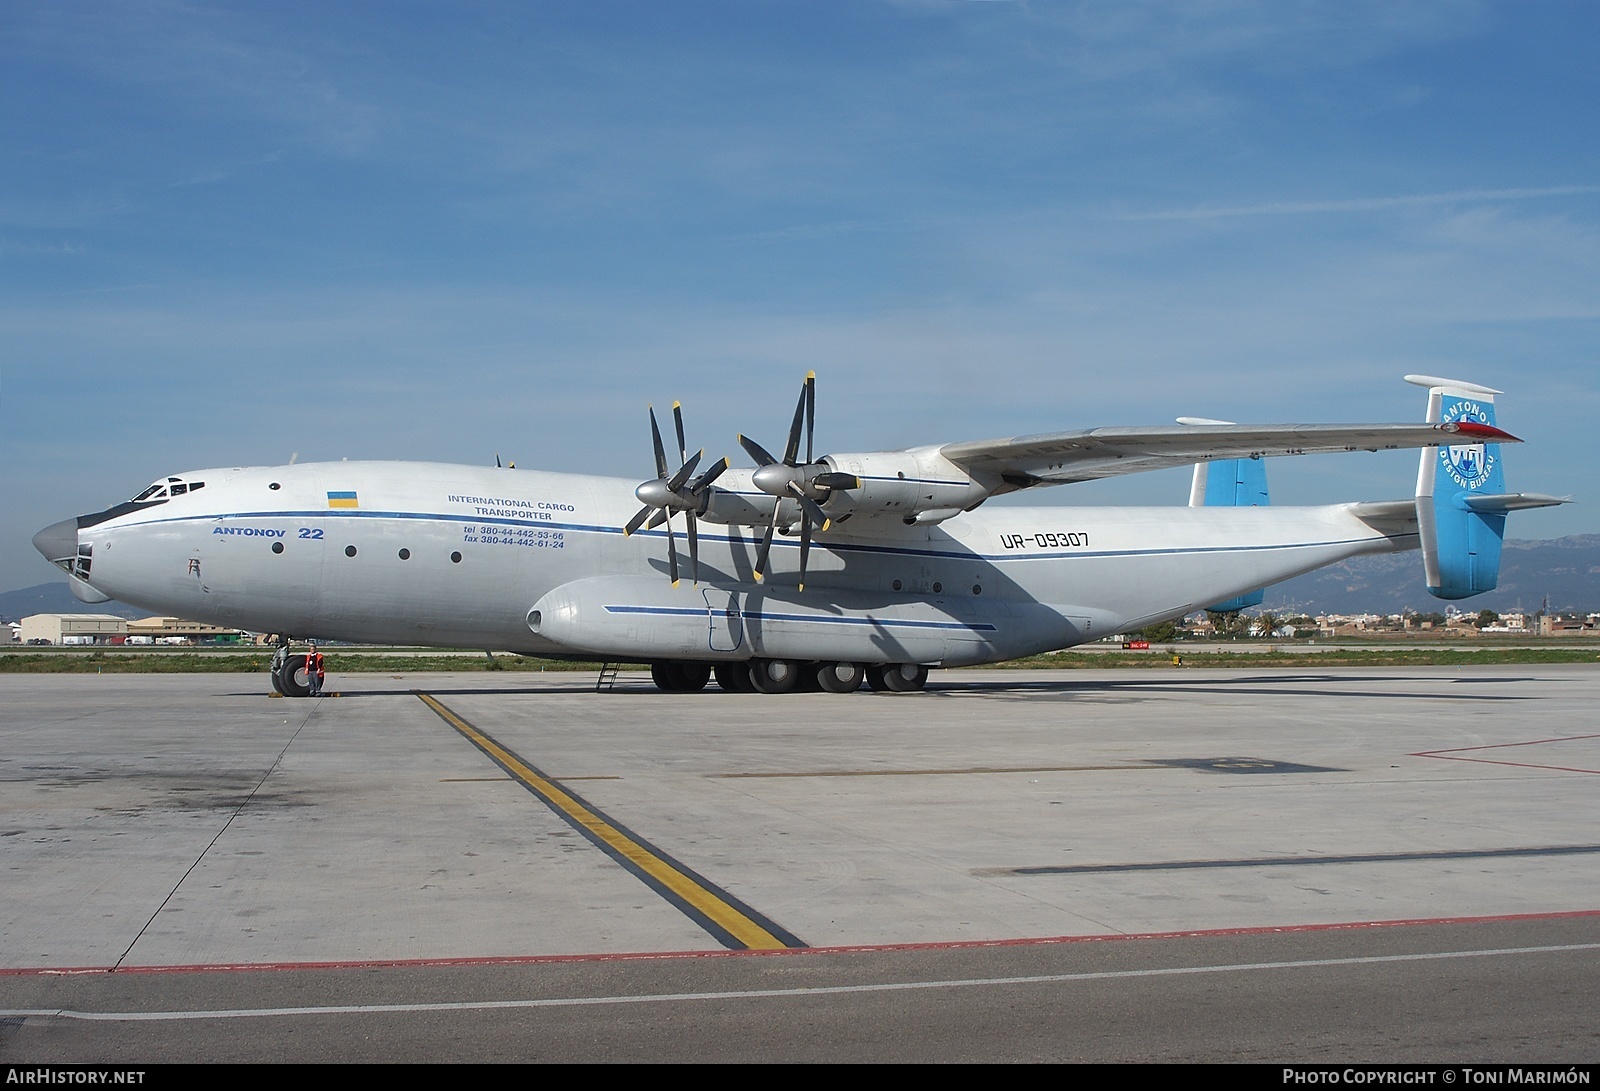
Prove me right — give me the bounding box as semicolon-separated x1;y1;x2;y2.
806;448;994;526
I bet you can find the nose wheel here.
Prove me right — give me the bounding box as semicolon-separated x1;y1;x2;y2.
268;636;313;697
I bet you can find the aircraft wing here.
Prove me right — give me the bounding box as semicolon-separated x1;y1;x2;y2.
938;421;1517;489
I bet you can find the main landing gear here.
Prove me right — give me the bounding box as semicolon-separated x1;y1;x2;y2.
650;659;927;694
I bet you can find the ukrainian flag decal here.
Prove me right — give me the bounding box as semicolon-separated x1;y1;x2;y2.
326;491;359;509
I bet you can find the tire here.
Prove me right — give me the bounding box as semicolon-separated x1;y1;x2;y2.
815;661;865;693
269;668;285;695
880;663;929;692
278;653;311;697
675;662;711;692
653;662;711;693
714;662;756;693
749;658;801;694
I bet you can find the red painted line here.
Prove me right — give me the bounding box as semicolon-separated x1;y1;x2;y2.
6;908;1599;977
1414;756;1600;775
1417;732;1600;755
1413;732;1600;775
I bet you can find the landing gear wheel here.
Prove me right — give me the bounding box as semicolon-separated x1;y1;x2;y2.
675;662;711;692
714;662;756;693
652;662;712;693
815;661;865;693
277;653;311;697
749;658;801;694
269;636;289;695
868;663;927;692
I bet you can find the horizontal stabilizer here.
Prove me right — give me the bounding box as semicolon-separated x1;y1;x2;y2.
1461;492;1572;513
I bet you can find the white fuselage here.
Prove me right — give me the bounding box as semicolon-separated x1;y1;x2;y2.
67;461;1412;665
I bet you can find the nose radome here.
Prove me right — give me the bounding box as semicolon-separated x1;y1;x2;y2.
32;518;78;567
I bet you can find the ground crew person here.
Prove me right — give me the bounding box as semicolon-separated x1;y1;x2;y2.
306;642;325;697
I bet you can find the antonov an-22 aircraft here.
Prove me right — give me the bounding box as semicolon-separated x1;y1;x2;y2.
33;374;1566;696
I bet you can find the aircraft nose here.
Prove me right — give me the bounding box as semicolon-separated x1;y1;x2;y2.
33;518;79;567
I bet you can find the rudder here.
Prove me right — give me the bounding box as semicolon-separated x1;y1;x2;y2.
1408;375;1507;600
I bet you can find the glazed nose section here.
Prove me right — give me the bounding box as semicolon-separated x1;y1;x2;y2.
33;518;79;570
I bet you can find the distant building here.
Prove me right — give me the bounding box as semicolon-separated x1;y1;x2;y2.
20;613;128;645
125;617;247;645
1538;614;1599;636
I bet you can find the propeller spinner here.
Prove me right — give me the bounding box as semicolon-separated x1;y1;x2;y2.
737;372;859;590
624;402;728;586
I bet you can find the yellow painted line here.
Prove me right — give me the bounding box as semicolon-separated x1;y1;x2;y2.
415;692;800;951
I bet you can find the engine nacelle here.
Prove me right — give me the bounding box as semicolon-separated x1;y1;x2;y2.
697;468;793;526
818;447;993;525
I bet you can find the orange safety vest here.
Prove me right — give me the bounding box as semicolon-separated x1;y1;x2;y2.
308;651;324;678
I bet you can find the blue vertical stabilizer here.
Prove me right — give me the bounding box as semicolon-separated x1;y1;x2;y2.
1407;376;1508;600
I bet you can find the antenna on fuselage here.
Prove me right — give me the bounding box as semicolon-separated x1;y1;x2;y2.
288;452;299;465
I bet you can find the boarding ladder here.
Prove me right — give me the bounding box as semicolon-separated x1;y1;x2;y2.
595;663;620;692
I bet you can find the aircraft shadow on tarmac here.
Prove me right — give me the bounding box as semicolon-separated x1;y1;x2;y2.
219;673;1548;702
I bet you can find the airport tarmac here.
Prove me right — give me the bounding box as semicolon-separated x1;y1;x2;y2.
2;666;1598;1062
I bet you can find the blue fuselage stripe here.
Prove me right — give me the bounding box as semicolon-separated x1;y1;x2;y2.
100;508;1380;565
602;605;997;632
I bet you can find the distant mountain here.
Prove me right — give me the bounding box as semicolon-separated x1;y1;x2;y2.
3;535;1596;625
1261;535;1600;616
0;583;153;623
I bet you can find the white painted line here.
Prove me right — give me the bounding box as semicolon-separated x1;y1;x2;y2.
7;942;1596;1023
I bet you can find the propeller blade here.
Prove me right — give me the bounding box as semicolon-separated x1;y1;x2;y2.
687;511;699;585
739;434;779;467
664;512;679;586
753;509;778;582
645;509;668;531
649;406;669;480
624;504;655;537
813;471;860;490
666;449;703;492
786;480;831;531
673;401;688;468
691;456;730;493
782;380;807;465
804;371;815;465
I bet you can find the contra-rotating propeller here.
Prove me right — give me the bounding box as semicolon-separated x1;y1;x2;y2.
737;371;859;590
624;402;729;586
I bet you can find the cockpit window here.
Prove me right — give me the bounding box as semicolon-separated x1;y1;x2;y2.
130;477;203;503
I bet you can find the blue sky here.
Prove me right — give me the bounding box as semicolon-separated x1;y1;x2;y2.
4;1;1597;592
